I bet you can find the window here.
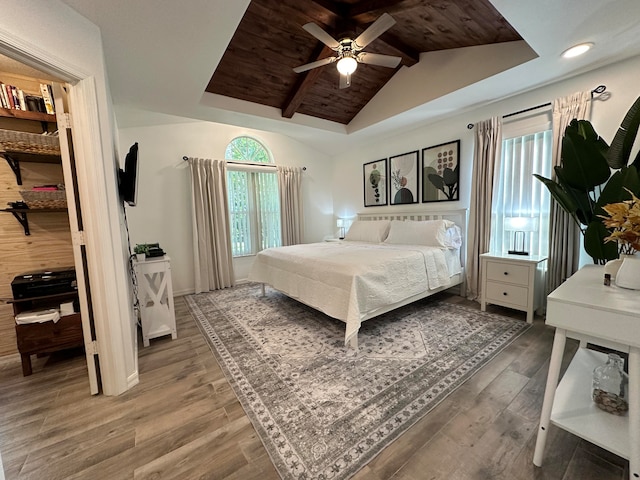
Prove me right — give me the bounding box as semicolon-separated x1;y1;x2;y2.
225;137;281;257
490;129;553;257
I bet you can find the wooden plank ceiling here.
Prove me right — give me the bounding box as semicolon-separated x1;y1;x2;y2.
206;0;522;125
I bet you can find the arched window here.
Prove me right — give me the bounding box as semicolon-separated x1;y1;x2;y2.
225;136;272;164
225;136;281;256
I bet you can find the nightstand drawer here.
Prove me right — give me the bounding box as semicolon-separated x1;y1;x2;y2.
485;261;530;286
485;281;529;307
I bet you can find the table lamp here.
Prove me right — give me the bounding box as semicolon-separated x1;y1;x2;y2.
336;218;345;239
504;216;538;255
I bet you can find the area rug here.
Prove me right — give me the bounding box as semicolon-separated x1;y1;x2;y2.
185;284;530;480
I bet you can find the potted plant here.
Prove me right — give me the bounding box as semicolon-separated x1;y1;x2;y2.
534;95;640;263
134;244;149;261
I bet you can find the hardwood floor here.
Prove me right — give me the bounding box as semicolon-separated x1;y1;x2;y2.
0;293;629;479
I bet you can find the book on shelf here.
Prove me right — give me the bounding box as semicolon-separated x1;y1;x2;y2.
0;83;7;108
40;83;55;115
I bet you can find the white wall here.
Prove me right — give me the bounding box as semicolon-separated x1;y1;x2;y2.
0;1;138;395
118;112;333;294
332;54;640;267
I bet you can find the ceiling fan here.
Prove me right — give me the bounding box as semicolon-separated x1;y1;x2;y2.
293;13;402;89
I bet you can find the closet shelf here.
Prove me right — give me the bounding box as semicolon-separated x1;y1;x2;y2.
0;207;67;236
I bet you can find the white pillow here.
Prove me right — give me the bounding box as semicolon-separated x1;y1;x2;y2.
344;220;390;243
384;219;458;247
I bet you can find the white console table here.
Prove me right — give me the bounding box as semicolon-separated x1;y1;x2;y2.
133;256;177;347
533;265;639;478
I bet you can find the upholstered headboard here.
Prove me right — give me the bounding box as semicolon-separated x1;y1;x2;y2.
357;208;468;268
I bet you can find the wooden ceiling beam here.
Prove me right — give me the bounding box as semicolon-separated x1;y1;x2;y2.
282;45;334;119
308;0;347;19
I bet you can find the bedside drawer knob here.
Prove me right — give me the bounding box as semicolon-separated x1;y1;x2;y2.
504;272;509;275
503;292;508;296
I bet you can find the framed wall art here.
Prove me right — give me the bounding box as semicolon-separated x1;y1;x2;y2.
389;150;418;205
363;158;388;207
421;140;460;202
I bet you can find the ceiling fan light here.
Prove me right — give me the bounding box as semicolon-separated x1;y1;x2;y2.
337;56;358;75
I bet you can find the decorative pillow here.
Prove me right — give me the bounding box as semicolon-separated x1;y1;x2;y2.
384;219;459;247
344;220;391;243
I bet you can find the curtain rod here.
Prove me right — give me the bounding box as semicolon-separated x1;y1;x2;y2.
182;156;306;170
466;84;607;129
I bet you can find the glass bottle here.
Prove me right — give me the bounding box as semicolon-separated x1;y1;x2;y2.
592;353;629;415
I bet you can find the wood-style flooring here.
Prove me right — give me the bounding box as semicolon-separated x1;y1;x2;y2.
0;293;630;479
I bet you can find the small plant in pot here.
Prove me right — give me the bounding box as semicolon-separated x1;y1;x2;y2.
134;244;149;261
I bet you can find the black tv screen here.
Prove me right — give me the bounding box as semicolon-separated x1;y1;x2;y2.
118;142;139;206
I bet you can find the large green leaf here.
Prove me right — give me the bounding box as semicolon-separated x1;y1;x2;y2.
561;129;611;190
597;166;640;208
533;174;578;215
607;95;640;169
554;167;596;225
584;220;619;263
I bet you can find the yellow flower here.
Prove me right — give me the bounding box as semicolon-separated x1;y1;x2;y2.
600;190;640;254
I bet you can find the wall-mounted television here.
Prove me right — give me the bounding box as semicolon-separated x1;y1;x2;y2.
118;142;139;206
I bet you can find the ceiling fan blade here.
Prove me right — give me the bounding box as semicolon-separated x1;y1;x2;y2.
293;56;336;73
353;13;396;49
358;52;402;68
339;73;351;89
302;23;340;50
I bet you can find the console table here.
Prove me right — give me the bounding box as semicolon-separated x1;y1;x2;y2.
133;256;177;347
533;265;639;478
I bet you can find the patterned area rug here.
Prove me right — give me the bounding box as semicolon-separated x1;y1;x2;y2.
185;284;530;480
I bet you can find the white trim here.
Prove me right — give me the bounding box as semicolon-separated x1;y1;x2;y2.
69;78;139;395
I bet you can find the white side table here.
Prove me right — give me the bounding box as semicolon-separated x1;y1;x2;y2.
480;252;547;324
133;255;177;347
533;265;639;479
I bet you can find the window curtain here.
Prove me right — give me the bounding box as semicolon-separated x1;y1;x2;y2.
547;91;591;293
188;158;235;292
490;130;552;257
277;166;304;245
467;117;502;300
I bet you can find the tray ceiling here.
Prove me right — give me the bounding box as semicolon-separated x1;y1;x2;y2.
206;0;523;125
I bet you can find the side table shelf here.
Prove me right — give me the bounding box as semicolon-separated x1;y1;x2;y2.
551;348;629;459
533;265;639;479
133;256;177;346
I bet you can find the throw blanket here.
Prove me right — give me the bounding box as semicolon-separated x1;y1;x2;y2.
248;242;457;345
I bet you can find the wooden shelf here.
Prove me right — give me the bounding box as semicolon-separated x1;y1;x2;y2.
0;107;56;123
0;207;67;236
1;150;62;185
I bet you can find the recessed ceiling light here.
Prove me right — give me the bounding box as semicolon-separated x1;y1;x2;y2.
562;42;594;58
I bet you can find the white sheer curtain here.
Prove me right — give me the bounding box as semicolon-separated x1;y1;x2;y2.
277;166;304;246
188;158;235;292
547;91;591;292
490;130;553;257
467;117;502;301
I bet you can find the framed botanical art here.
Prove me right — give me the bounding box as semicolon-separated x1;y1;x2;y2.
421;140;460;202
389;150;419;205
363;158;388;207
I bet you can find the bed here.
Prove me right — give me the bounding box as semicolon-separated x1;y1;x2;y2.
248;209;467;349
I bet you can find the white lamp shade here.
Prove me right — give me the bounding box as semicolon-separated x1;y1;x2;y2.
337;56;357;75
336;218;344;228
504;216;539;232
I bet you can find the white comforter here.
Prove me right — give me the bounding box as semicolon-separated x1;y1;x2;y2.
248;241;459;345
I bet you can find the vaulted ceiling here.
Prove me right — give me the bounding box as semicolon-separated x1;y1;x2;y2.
206;0;522;125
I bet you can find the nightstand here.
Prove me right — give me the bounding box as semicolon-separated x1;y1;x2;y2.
480;252;547;323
